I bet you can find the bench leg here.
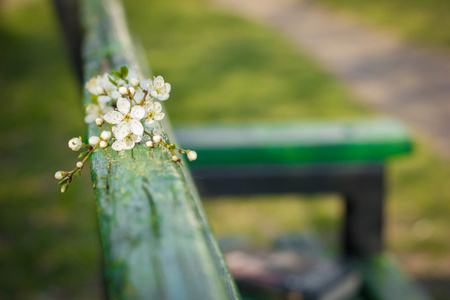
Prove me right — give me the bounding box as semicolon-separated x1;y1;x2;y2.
343;168;384;258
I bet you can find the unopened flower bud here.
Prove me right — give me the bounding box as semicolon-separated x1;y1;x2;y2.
100;131;112;141
130;78;140;87
95;117;104;126
89;135;100;146
145;140;154;148
76;161;84;168
129;87;136;97
152;135;162;144
99;141;108;148
55;171;64;180
61;184;68;193
187;150;198;161
68;137;83;151
171;155;180;162
119;86;129;95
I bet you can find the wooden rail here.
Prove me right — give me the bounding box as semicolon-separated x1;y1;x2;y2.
55;0;241;299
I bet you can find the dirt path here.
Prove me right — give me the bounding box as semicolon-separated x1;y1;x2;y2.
212;0;450;156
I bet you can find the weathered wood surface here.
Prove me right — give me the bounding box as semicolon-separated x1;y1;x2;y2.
81;0;240;299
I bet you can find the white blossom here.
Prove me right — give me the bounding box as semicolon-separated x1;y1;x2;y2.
76;162;83;168
111;134;142;151
119;86;129;95
130;78;140;87
89;135;100;146
149;76;171;101
103;98;145;140
68;137;83;151
98;95;112;104
171;155;180;162
145;140;153;148
100;131;112;141
85;102;114;124
144;101;165;127
55;171;64;180
85;73;117;98
99;141;108;148
111;90;121;99
152;135;162;144
129;87;136;97
187;150;198;161
95;117;104;126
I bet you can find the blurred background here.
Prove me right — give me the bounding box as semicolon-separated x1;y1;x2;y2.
1;0;450;299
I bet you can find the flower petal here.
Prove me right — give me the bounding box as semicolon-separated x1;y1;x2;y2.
84;114;97;124
134;89;145;102
102;105;114;114
113;121;131;140
103;111;124;124
153;102;162;112
117;97;130;114
111;91;121;99
150;90;158;98
131;134;142;143
112;140;125;151
98;95;111;103
129;119;144;136
154;76;164;88
123;140;135;150
85;103;98;115
158;94;169;101
164;83;171;94
130;106;145;120
145;119;155;127
155;112;165;121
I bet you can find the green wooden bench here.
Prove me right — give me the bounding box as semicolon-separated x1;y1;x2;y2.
175;121;432;300
53;0;430;299
175;119;412;258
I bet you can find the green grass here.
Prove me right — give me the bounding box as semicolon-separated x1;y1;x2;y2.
0;2;101;299
1;0;450;298
313;0;450;50
123;0;369;122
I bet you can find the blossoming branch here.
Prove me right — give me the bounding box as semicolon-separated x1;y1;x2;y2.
55;66;197;193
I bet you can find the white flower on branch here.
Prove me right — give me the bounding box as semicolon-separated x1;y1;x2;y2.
85;103;114;124
149;76;171;101
103;98;145;140
100;131;112;141
68;137;83;151
85;74;117;98
112;134;142;151
55;171;64;180
130;78;140;87
152;135;162;144
88;135;100;146
187;150;198;161
99;141;108;148
144;101;165;127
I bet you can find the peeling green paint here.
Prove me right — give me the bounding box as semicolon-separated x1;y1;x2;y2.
81;0;240;299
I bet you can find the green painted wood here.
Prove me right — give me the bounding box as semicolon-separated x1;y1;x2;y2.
357;255;431;300
81;0;240;299
175;120;412;166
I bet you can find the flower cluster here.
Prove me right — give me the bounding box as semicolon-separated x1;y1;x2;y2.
55;66;197;193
